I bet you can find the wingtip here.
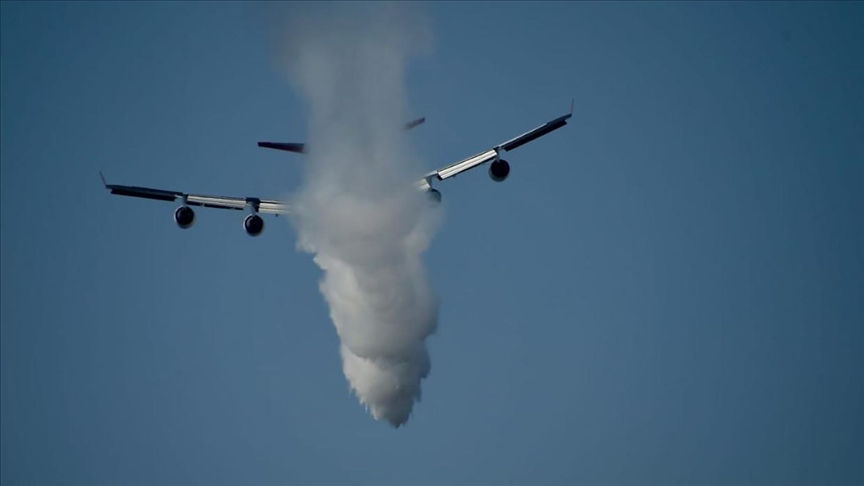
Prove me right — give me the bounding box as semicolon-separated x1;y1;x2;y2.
569;99;574;115
99;171;107;187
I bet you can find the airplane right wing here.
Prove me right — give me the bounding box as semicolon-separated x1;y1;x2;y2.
416;102;573;190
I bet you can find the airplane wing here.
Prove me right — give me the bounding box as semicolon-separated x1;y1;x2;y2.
99;172;290;214
257;117;426;154
418;102;573;189
100;104;570;235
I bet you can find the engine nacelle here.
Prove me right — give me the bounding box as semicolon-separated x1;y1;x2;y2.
427;188;442;204
489;159;510;182
244;214;264;237
174;205;195;229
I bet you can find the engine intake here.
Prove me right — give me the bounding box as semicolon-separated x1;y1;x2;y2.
427;188;442;204
244;214;264;237
489;159;510;182
174;205;195;229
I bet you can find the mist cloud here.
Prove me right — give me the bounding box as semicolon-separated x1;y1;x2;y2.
269;2;440;427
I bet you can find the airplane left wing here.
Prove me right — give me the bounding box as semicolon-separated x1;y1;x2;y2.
100;172;290;214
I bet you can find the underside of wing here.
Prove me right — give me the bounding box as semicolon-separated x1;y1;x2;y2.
420;103;573;185
432;149;499;181
498;112;571;153
101;173;291;215
100;173;291;237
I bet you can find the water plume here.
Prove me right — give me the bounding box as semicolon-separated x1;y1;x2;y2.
269;2;440;427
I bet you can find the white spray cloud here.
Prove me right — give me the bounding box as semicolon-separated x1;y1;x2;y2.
268;2;440;427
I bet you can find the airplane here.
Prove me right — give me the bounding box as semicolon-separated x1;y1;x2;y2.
101;102;573;237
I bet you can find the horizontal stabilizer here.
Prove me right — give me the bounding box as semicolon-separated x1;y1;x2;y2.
405;117;425;130
258;117;424;155
257;142;306;153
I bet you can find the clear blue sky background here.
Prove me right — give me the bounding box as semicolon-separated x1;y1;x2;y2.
1;2;862;485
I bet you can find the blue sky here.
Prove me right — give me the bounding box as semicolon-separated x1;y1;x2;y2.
1;2;862;485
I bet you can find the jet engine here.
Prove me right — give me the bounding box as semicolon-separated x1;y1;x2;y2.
244;214;264;237
174;205;195;229
489;159;510;182
427;188;442;204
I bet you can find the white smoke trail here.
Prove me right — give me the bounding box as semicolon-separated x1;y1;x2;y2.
269;2;440;427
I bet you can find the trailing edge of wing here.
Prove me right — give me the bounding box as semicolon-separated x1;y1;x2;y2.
185;195;290;214
257;200;292;214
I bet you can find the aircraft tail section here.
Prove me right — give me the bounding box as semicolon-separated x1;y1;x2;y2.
404;117;425;130
258;117;425;155
257;142;306;153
